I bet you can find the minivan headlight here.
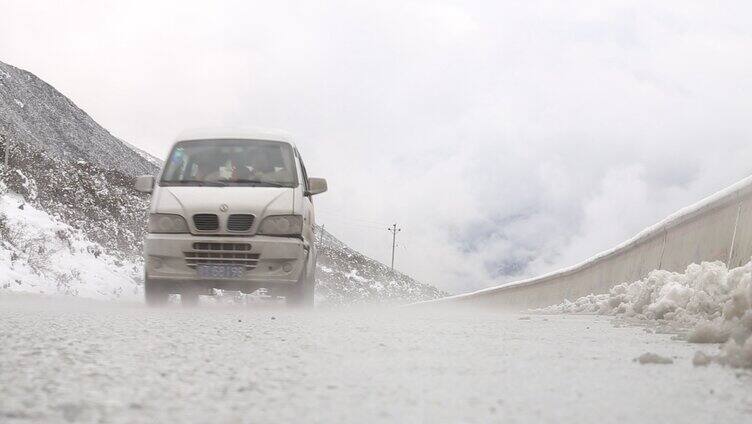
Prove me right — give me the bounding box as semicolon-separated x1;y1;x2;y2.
258;215;303;236
149;214;189;234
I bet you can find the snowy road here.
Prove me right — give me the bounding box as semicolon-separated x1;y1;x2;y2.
1;294;751;423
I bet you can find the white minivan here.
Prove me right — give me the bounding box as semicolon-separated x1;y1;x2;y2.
134;129;327;306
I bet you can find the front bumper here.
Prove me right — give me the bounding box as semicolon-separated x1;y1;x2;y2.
144;233;308;287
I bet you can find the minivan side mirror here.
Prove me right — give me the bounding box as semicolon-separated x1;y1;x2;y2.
307;178;327;196
135;175;155;193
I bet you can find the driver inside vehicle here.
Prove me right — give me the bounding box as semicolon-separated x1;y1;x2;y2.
248;150;274;179
178;144;296;185
193;153;227;181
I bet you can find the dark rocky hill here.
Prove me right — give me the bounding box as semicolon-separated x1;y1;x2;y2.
0;61;156;176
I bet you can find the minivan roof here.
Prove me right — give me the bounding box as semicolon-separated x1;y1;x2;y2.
176;127;295;145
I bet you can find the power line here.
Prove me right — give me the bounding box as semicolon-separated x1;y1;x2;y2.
316;213;392;231
317;220;386;231
316;212;389;227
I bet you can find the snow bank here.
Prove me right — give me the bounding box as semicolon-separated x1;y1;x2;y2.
0;192;142;299
536;260;752;368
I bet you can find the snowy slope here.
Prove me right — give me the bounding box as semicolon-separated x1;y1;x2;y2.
0;189;142;299
120;138;164;169
0;61;156;176
315;226;447;305
0;135;151;258
0;60;443;304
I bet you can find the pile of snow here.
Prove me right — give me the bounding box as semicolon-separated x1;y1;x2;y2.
0;192;142;300
536;260;752;368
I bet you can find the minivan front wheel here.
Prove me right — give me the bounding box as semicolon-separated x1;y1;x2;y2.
287;267;315;308
181;290;199;307
144;278;169;306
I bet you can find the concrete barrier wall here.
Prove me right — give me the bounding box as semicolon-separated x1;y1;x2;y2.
730;187;752;268
444;176;752;310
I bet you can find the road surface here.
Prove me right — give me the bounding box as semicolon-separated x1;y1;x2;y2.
1;293;751;423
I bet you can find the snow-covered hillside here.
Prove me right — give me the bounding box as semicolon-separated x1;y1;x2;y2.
0;60;445;305
0;135;151;257
0;190;142;299
0;61;155;176
315;226;447;304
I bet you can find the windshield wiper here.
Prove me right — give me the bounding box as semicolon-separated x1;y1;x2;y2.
166;180;227;187
225;179;288;187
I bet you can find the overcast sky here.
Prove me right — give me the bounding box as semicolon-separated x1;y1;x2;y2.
2;1;752;293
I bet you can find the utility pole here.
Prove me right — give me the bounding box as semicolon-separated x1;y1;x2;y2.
387;223;401;271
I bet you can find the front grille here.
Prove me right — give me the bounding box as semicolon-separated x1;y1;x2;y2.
227;214;255;232
193;214;219;231
184;242;259;269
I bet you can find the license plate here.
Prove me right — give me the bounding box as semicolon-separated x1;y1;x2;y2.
196;265;245;279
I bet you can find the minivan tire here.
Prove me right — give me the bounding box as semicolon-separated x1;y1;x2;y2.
144;278;169;306
181;289;200;307
287;267;315;308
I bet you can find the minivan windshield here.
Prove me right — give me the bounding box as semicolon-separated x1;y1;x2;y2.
160;139;298;188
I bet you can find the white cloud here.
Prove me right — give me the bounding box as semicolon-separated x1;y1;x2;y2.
1;0;752;292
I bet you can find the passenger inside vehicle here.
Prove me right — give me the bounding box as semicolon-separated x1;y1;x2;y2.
161;140;298;187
